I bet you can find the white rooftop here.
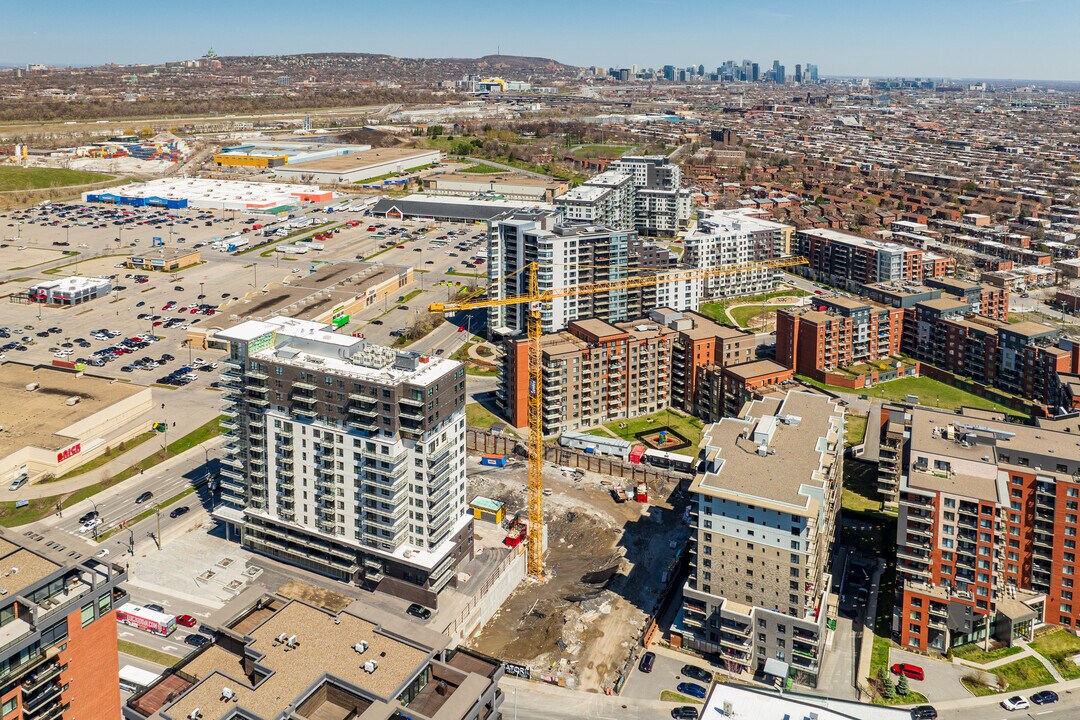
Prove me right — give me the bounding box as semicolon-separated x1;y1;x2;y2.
703;682;911;720
220;317;459;387
559;185;610;202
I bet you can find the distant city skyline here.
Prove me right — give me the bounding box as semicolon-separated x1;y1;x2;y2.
3;0;1079;82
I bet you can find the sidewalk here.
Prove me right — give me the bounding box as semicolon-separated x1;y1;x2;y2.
12;403;220;501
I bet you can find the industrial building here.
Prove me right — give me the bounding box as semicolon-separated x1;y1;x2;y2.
213;140;373;169
371;193;553;224
26;276;112;305
125;594;504;720
126;246;201;272
273;147;442;184
85;178;330;213
673;390;844;688
0;531;129;720
214;317;473;606
0;364;153;485
423;172;568;202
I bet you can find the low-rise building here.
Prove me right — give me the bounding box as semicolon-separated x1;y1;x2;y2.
26;276;112;305
126;246;201;272
673;390;844;687
125;594;504;720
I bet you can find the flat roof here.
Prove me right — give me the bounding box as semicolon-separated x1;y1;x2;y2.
692;391;843;513
222;262;409;322
0;548;59;596
723;359;792;380
431;172;561;188
163;600;433;720
129;247;199;260
286;147;437;172
220;317;460;388
0;364;145;457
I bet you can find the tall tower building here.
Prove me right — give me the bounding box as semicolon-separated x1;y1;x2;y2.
215;317;473;603
674;391;845;687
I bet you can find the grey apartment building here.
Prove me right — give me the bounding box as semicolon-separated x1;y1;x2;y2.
215;317;472;607
674;390;844;687
607;155;692;236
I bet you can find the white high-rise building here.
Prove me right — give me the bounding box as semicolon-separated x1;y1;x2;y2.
683;209;795;298
607;155;692;236
214;317;472;604
556;170;635;229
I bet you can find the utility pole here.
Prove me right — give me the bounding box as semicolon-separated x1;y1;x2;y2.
155;511;162;550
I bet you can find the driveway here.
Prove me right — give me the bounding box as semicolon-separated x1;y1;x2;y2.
889;647;972;702
622;649;714;703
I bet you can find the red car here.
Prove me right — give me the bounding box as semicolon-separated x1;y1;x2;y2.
457;326;466;332
152;321;163;327
891;663;924;681
176;614;197;628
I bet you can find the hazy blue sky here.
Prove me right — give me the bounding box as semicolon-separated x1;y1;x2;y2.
4;0;1078;80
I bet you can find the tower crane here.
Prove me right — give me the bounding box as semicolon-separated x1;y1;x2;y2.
430;255;808;577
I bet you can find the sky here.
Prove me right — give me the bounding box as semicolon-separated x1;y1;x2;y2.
3;0;1079;81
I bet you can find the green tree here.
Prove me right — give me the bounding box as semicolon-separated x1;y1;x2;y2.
882;674;896;699
426;125;444;138
897;673;909;696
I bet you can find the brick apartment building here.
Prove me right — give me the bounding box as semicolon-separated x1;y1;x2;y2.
0;531;128;720
775;297;905;383
890;407;1080;654
862;278;1009;323
794;228;942;291
499;317;674;434
717;360;796;419
499;310;756;433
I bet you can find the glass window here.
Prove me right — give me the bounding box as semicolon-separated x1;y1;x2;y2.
80;602;94;627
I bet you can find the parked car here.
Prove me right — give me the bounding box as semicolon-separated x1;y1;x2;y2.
676;682;707;699
671;708;699;720
1001;696;1029;711
185;634;210;647
638;651;655;673
176;614;197;627
94;548;110;559
891;663;924;681
406;603;431;620
1030;690;1059;705
78;510;99;524
681;665;713;683
909;706;938;720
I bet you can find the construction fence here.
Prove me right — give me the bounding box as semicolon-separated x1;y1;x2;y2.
465;428;687;485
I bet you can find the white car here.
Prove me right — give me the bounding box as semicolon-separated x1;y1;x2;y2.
94;548;110;559
193;358;205;365
78;518;102;534
1001;696;1030;711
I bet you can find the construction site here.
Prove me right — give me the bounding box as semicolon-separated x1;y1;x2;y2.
464;457;690;692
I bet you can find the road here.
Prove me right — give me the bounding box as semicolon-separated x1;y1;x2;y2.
503;677;690;720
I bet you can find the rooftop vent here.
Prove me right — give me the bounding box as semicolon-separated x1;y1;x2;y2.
354;641;369;654
221;688;235;702
363;659;379;674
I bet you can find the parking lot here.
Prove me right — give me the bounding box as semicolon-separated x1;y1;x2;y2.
0;198;495;407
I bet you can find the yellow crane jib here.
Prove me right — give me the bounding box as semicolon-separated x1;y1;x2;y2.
428;255;808;577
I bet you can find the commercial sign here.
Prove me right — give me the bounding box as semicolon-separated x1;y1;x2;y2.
150;259;165;267
130;257;143;264
56;443;81;463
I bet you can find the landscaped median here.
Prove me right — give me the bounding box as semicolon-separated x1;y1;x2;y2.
0;415;224;528
97;486;197;542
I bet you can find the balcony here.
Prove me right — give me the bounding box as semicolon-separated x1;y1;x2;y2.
349;391;377;403
292;406;317;419
293;381;317;391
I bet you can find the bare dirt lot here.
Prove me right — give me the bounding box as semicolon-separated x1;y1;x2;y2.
466;458;690;692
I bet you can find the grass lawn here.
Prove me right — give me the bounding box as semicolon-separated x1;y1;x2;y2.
0;416;223;528
699;289;810;327
874;688;928;706
48;431;156;482
1031;629;1080;680
961;655;1056;695
459;163;506;174
842;460;889;517
844;413;868;448
398;289;424;304
451;343;500;377
659;691;702;705
951;644;1023;665
870;634;890;681
466;403;504;430
798;375;1029;419
0;166;112;191
603;409;704;457
727;303;795;330
117;639;180;668
572;144;633;158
